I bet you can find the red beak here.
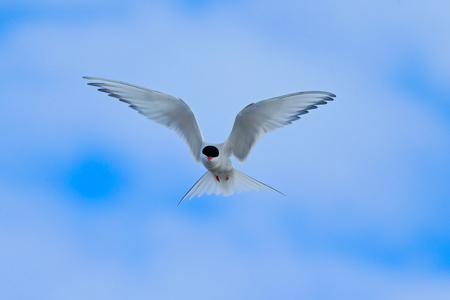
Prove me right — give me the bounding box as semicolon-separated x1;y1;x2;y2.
208;156;212;161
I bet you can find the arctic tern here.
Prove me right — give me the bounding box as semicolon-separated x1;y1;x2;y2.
83;76;335;205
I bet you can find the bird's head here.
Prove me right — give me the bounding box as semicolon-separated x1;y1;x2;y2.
202;145;219;162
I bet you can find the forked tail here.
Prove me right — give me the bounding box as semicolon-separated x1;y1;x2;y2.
178;169;285;205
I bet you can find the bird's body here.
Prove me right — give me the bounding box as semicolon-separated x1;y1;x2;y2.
200;143;232;176
83;76;335;205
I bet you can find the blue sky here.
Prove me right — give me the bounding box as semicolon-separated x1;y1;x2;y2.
1;0;450;299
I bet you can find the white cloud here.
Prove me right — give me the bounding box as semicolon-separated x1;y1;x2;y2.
1;1;450;299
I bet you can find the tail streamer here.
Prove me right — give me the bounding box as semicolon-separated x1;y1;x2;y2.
178;169;284;206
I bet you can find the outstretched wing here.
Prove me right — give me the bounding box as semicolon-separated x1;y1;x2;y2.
224;91;335;162
83;77;204;163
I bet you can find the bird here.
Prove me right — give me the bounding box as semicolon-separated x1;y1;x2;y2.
83;76;335;205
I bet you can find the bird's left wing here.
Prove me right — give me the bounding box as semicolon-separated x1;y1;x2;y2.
223;91;335;162
83;77;204;163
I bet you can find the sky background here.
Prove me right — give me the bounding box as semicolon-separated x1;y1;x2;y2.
1;0;450;299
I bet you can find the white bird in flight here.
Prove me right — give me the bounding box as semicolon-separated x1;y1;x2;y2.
83;77;335;205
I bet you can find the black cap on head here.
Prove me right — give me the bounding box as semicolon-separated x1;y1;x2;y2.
202;146;219;158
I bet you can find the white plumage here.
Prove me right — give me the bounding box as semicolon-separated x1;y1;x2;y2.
224;91;335;162
83;76;335;205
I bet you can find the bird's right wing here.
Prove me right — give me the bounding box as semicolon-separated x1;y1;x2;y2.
223;91;335;162
83;77;204;163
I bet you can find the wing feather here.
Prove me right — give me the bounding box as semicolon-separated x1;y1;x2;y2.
224;91;335;162
83;77;204;162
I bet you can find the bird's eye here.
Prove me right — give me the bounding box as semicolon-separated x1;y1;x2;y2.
202;146;219;157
